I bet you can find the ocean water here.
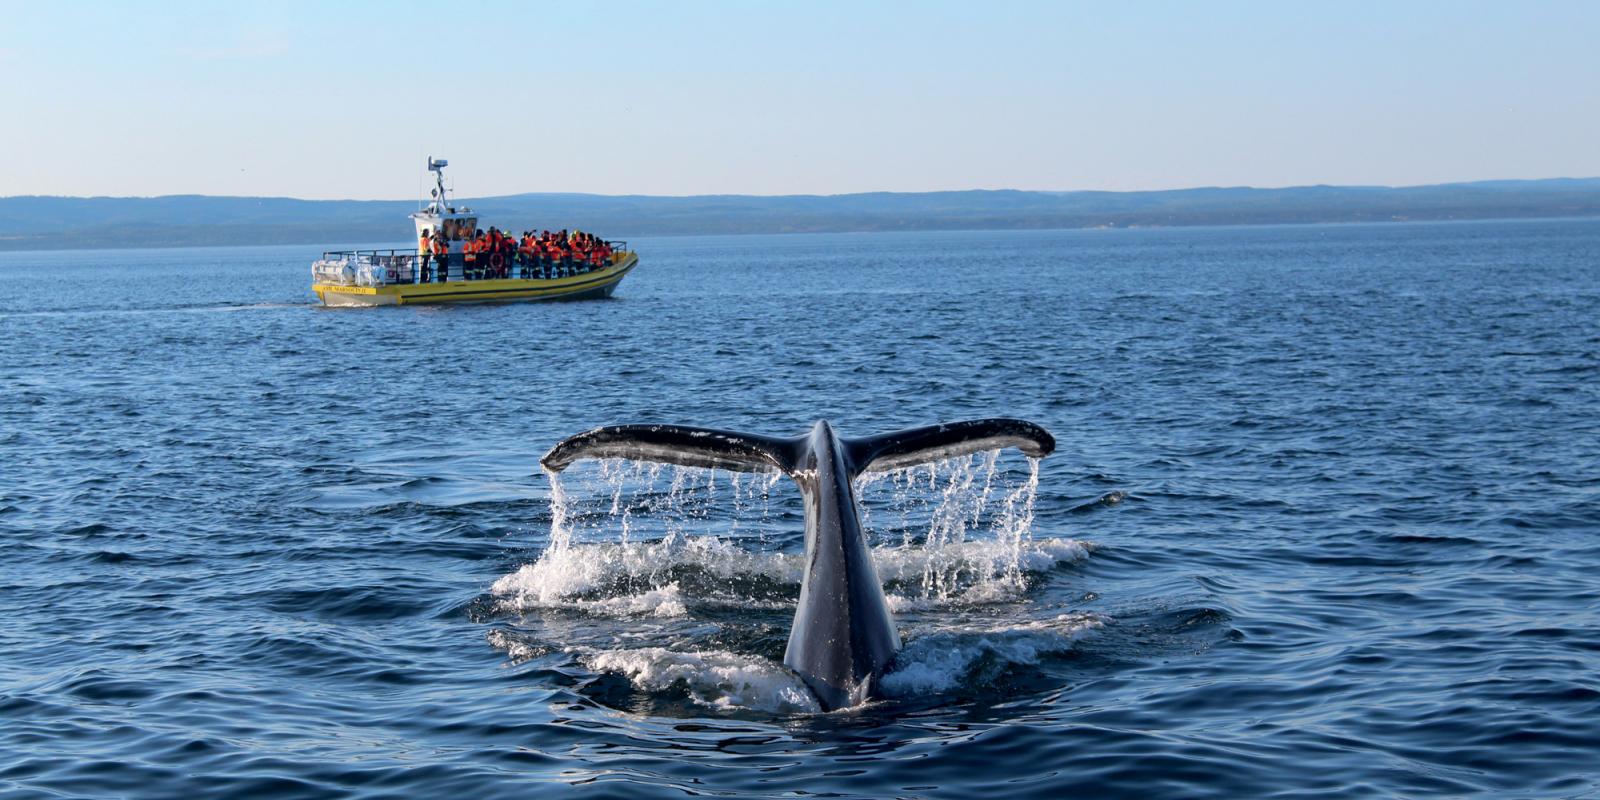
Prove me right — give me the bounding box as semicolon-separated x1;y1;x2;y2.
2;220;1598;799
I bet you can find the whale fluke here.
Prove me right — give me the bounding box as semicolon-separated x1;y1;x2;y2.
540;424;797;474
845;418;1055;474
539;418;1056;710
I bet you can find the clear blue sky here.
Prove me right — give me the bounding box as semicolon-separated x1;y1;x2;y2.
3;0;1597;199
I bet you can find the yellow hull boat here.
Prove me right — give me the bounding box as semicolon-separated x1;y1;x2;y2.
313;251;638;307
310;156;640;307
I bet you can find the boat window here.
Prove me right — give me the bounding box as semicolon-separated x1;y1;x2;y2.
443;217;478;240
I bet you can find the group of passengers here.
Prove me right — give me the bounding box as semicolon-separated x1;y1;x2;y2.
417;227;615;283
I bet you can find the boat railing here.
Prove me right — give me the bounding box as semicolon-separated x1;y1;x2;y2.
313;242;631;287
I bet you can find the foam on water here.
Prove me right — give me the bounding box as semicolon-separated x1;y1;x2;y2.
489;535;801;614
569;584;690;618
882;614;1106;695
583;647;823;714
490;534;1092;615
878;537;1093;610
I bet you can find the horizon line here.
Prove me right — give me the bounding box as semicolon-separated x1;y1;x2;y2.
6;175;1600;204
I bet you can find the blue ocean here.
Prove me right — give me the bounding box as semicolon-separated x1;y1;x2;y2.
2;220;1597;799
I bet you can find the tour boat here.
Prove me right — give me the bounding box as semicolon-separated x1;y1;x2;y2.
311;158;638;307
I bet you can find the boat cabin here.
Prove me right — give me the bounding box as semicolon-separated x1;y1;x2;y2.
409;158;478;255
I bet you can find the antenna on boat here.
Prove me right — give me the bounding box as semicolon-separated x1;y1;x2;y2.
427;156;450;211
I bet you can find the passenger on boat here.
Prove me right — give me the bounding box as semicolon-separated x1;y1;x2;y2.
468;229;486;279
431;231;450;282
491;230;509;279
518;232;536;279
418;229;433;283
484;228;499;279
440;227;618;281
552;239;571;277
495;230;514;279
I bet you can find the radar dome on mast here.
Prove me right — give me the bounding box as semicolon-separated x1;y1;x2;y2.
425;156;453;211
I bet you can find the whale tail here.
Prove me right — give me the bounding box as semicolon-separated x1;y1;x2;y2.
540;418;1054;479
539;418;1055;710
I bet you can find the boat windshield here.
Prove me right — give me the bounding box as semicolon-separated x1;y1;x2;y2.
441;218;478;240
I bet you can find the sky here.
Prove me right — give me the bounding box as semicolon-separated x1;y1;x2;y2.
2;0;1597;200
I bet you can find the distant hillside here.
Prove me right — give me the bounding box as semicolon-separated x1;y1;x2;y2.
3;178;1600;250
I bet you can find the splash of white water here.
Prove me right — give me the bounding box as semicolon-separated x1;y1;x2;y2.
497;452;1084;616
583;647;822;714
544;468;573;553
492;451;1097;713
857;454;1049;605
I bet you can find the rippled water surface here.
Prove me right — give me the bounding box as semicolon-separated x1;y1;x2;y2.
3;221;1599;798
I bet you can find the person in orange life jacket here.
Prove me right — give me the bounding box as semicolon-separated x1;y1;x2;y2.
466;230;484;279
431;231;450;282
418;229;434;283
537;240;552;278
551;241;569;278
519;233;535;279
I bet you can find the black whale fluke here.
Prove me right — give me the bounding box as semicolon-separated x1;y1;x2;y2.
539;418;1055;710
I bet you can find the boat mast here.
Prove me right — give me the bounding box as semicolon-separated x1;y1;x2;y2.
427;156;451;212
